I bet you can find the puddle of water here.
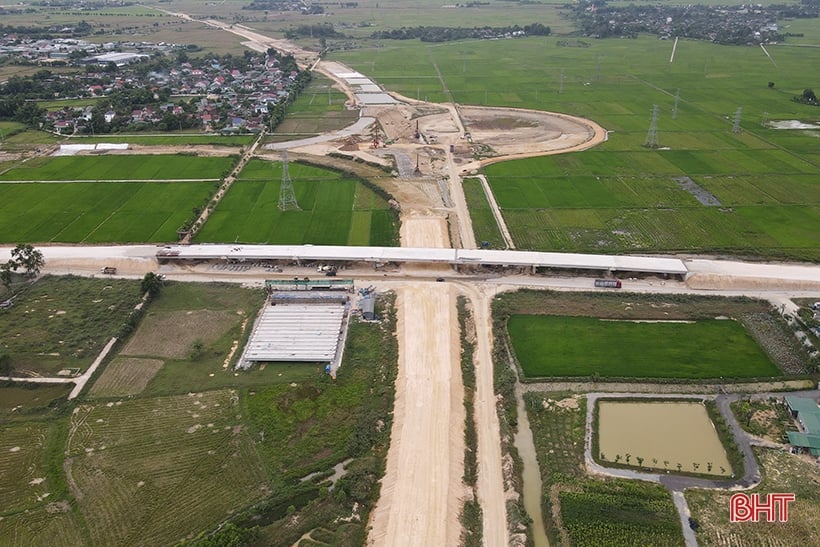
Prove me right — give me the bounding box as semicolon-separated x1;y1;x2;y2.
598;401;731;476
513;387;550;547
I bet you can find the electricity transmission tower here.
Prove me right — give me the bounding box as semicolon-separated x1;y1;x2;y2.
732;107;743;133
672;89;680;119
644;105;660;148
559;69;564;94
278;150;300;211
761;111;769;128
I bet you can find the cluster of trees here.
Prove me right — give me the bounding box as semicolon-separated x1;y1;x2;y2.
371;22;550;42
1;244;45;290
0;21;92;39
794;88;818;106
569;0;819;44
284;23;344;40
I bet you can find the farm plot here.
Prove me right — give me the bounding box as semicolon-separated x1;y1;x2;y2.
686;448;820;547
523;392;683;546
333;35;820;260
0;423;51;514
118;281;313;395
0;276;142;376
507;316;781;379
66;390;269;547
88;357;164;398
267;74;359;141
0;181;217;243
463;177;505;249
197;159;398;246
0;155;232;181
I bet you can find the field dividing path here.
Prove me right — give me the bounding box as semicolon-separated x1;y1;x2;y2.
463;285;510;545
367;283;464;547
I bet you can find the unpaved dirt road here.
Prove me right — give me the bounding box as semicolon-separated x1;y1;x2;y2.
367;283;464;547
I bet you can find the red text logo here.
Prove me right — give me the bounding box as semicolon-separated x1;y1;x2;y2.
729;493;795;523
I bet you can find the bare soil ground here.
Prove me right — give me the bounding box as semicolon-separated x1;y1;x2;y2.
121;310;237;359
88;357;164;398
366;283;464;547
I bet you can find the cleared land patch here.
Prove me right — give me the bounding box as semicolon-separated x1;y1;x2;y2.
507;316;780;379
66;390;269;547
122;310;238;360
88;357;164;398
0;276;142;376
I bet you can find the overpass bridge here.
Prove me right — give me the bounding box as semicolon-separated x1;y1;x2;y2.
156;244;689;277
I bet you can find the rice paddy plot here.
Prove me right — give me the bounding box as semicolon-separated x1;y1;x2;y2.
66;390;269;547
0;181;217;243
507;315;781;379
198;160;398;246
0;154;233;181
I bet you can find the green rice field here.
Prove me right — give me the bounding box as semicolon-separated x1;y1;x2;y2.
197;159;399;246
0;154;233;181
507;315;782;379
333;35;820;260
0;181;217;243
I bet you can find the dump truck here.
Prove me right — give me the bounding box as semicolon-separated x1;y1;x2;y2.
594;278;621;288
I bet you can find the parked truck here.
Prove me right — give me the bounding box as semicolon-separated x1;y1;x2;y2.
594;278;622;289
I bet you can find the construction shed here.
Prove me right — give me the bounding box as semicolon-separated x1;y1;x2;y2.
785;395;820;457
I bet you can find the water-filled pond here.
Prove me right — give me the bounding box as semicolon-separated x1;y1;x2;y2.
597;401;731;476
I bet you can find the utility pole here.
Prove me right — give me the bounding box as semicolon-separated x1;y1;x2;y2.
672;88;680;120
644;105;660;148
278;150;300;211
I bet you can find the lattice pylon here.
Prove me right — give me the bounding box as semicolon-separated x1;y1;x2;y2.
278;150;300;211
644;105;660;149
732;107;743;134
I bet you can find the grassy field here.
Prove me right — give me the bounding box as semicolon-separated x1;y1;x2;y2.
333;34;820;260
197;158;399;246
266;74;359;142
0;181;217;243
66;389;269;546
462;177;506;249
105;281;322;396
524;392;683;546
238;295;398;545
686;448;820;546
0;154;232;181
64;134;255;146
0;384;72;417
508;316;781;379
0;276;142;376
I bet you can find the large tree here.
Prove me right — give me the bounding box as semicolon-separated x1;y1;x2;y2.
10;244;44;278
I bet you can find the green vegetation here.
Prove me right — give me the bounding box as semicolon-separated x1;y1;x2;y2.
457;296;482;547
333;35;820;260
0;181;217;243
463;177;505;249
0;154;232;181
0;275;142;375
524;392;683;546
65;134;254;146
266;74;359;142
686;448;820;546
197;159;399;246
67;389;269;546
493;289;811;378
508;315;780;379
233;294;397;545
